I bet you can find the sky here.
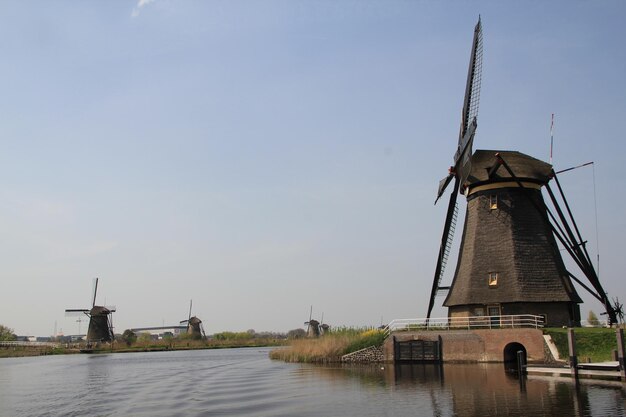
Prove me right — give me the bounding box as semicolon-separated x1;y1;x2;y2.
1;1;625;337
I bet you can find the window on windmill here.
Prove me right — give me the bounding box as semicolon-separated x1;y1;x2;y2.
488;272;499;287
489;194;498;210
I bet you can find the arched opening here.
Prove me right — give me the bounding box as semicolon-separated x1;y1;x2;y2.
503;342;526;371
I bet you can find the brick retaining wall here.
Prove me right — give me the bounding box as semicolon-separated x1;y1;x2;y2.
383;328;546;363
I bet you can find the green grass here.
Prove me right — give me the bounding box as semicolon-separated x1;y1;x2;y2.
544;327;624;362
0;346;73;358
1;337;287;358
343;330;386;355
105;337;286;353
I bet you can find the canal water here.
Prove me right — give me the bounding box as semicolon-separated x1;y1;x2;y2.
0;348;624;416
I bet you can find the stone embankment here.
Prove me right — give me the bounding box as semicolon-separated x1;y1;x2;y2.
341;345;384;363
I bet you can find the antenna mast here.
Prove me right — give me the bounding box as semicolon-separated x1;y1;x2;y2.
550;113;555;164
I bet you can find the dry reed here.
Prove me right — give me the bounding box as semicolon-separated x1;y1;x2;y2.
269;329;385;363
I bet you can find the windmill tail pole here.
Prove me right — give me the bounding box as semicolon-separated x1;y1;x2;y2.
555;161;593;175
544;184;593;272
567;272;604;304
551;172;595;268
550;171;617;325
496;154;612;324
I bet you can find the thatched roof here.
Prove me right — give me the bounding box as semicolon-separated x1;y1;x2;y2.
444;186;582;307
466;150;553;187
89;306;111;315
188;316;202;325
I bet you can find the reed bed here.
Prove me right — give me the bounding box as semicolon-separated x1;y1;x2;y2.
269;328;385;363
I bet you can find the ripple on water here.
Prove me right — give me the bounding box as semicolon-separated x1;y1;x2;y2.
2;348;625;417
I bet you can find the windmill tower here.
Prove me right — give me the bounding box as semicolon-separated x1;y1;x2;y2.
65;278;116;343
179;300;206;339
441;150;582;325
304;306;321;338
427;18;618;327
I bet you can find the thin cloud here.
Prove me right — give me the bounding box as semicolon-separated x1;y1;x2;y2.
132;0;157;18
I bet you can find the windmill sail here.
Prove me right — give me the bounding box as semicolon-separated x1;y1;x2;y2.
427;18;483;320
91;278;99;308
455;18;483;189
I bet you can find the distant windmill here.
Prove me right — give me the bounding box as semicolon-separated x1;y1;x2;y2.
180;300;206;339
304;306;321;338
319;312;330;335
65;278;116;344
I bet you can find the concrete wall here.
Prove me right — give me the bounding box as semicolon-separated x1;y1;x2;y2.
384;329;545;363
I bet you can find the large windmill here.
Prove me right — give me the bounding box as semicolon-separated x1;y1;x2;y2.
426;18;618;327
65;278;116;343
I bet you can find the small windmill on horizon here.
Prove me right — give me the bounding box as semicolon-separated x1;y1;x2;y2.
65;278;116;343
180;300;206;339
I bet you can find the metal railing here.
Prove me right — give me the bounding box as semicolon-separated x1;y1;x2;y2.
383;314;544;337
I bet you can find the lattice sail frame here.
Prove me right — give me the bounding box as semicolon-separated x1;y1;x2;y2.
464;22;483;137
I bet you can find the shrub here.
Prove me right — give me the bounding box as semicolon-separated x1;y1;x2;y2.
287;328;306;339
121;329;137;346
587;311;601;327
0;324;16;341
213;331;252;341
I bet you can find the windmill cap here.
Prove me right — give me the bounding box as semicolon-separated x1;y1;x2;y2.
90;306;112;315
465;150;553;188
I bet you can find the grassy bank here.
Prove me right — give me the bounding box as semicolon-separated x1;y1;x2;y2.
107;337;286;353
269;328;385;363
1;337;286;358
0;346;75;358
544;327;624;362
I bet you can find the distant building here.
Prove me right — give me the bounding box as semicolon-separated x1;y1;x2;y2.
130;326;187;339
16;336;37;342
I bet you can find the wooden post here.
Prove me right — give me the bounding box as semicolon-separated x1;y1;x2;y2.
517;350;526;374
568;328;578;378
616;328;625;381
517;350;527;392
438;335;443;365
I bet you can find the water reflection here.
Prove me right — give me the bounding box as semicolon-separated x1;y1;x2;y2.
303;362;626;417
1;349;624;417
